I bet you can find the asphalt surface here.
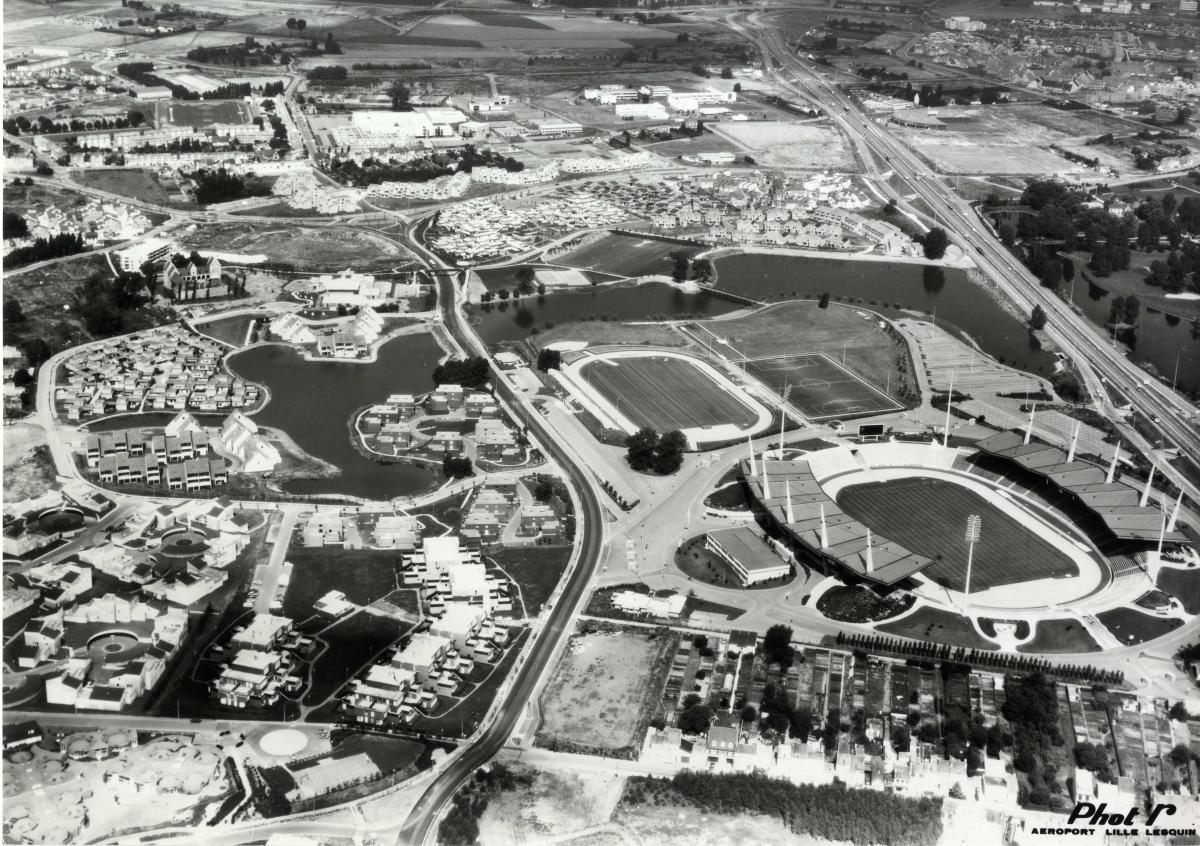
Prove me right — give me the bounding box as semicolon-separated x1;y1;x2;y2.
394;273;606;846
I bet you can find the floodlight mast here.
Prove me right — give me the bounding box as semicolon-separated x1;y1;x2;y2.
962;514;982;612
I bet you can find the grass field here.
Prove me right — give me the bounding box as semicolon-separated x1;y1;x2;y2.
877;607;999;651
304;613;407;707
530;321;686;351
579;354;757;432
837;477;1080;592
74;169;181;207
744;353;899;419
536;626;675;756
485;546;571;618
554;234;698;278
1157;568;1200;615
1017;619;1101;654
195;314;259;348
1096;607;1184;646
689;300;915;404
283;549;404;626
184;224;414;272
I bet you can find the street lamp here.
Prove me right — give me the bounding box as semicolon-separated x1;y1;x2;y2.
962;514;981;613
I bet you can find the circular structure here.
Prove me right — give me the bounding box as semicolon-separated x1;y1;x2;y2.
557;348;773;448
85;631;142;663
258;728;309;758
158;529;211;560
797;378;831;391
34;507;85;536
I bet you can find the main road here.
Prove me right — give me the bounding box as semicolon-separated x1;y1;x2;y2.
728;13;1200;503
394;253;607;844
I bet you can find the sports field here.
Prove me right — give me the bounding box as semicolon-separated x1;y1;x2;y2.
836;477;1080;592
744;353;899;419
578;354;758;432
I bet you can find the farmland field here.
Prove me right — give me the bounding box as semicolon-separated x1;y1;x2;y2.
744;352;899;419
578;354;758;432
535;625;675;755
553;233;699;278
837;477;1080;592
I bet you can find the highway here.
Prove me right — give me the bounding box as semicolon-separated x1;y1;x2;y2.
727;13;1200;503
394;259;607;844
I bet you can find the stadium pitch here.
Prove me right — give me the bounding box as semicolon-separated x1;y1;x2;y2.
743;353;901;419
836;476;1082;592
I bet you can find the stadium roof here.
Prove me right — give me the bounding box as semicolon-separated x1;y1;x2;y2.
972;431;1184;543
707;526;788;573
742;459;933;585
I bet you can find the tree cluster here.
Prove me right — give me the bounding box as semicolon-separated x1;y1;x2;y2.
626;772;943;846
4;232;86;268
625;426;686;474
535;348;561;372
189;167;271;205
433;356;490;389
442;454;473;478
438;764;531;846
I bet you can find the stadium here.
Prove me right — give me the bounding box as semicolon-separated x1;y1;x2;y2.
555;348;774;448
740;431;1188;612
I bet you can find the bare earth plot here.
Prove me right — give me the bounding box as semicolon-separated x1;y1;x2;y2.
579;355;758;431
3;425;56;504
712;122;854;170
535;627;674;755
478;765;625;846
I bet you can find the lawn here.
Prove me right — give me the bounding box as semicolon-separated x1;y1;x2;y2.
411;627;530;738
691;300;917;403
837;477;1079;592
304;613;407;707
1157;567;1200;615
529;320;686;351
183;224;414;272
1096;607;1184;646
485;546;571;618
535;624;676;757
195;314;261;348
877;607;999;651
282;548;405;624
579;354;758;433
1017;619;1100;654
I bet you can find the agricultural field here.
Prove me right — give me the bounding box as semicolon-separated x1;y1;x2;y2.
837;477;1080;592
578;354;759;432
554;234;698;279
711;121;854;170
744;352;899;419
687;300;914;403
535;624;676;756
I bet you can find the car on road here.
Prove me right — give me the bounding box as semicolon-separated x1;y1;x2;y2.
976;247;985;255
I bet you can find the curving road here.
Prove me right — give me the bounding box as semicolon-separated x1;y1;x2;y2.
726;12;1200;505
394;265;607;845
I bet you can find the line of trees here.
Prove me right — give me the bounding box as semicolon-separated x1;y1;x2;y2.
834;631;1123;685
432;356;490;390
4;232;86;268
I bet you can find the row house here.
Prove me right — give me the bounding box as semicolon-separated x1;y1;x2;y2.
464;393;499;419
375;423;414;454
212;648;301;708
473;418;518;462
316;331;363;359
519;504;561;539
429;430;464;454
431;602;508;662
227;613;300;656
463;509;503;544
164;458;229;492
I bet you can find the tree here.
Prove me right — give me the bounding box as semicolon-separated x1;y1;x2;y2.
1169;744;1192;767
818;292;830;309
625;426;659;472
442;454;473;478
296;18;306;31
1029;304;1047;330
892;725;911;752
922;227;949;260
389;81;411;111
1169;701;1189;722
668;249;690;282
286;16;296;28
998;222;1016;246
515;266;536;293
741;705;757;724
720;67;733;79
763;624;794;669
678;704;713;734
536;348;561;372
654;430;686;474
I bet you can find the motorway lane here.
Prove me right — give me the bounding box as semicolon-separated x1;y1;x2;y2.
734;16;1200;501
394;274;607;846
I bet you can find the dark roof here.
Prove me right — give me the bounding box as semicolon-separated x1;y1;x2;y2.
3;721;42;745
743;458;932;585
973;430;1185;543
728;629;758;650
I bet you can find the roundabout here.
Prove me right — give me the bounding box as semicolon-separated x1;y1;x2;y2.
257;728;310;758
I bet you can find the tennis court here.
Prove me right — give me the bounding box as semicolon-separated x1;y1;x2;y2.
743;353;900;420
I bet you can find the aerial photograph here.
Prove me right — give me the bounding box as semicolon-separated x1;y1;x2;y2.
1;0;1199;843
